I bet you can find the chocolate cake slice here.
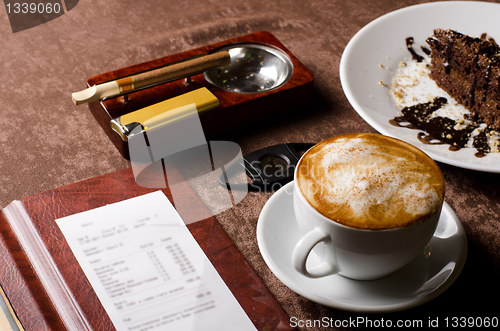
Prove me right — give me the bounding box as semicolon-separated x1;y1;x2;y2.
426;29;500;130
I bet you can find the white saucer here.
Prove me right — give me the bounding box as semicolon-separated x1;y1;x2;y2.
256;182;467;313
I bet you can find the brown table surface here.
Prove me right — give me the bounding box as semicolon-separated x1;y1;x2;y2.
1;0;499;330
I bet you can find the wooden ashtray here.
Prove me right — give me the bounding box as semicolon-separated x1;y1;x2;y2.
85;31;314;159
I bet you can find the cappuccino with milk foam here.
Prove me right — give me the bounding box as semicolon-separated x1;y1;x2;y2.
296;133;445;230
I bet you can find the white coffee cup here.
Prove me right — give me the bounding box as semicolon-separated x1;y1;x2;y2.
291;134;444;280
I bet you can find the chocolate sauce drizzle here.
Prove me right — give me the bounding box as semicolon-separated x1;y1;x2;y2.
390;36;498;158
420;46;431;56
405;37;425;62
391;97;495;158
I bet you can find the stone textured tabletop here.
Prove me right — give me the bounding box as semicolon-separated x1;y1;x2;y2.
1;1;499;329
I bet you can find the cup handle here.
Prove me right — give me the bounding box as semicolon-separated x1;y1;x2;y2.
292;228;339;278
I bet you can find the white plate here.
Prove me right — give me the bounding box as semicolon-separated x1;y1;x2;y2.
339;1;500;173
256;182;467;313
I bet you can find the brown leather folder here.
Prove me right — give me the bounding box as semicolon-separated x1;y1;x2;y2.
0;167;293;330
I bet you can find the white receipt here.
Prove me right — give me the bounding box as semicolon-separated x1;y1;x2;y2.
56;191;257;331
